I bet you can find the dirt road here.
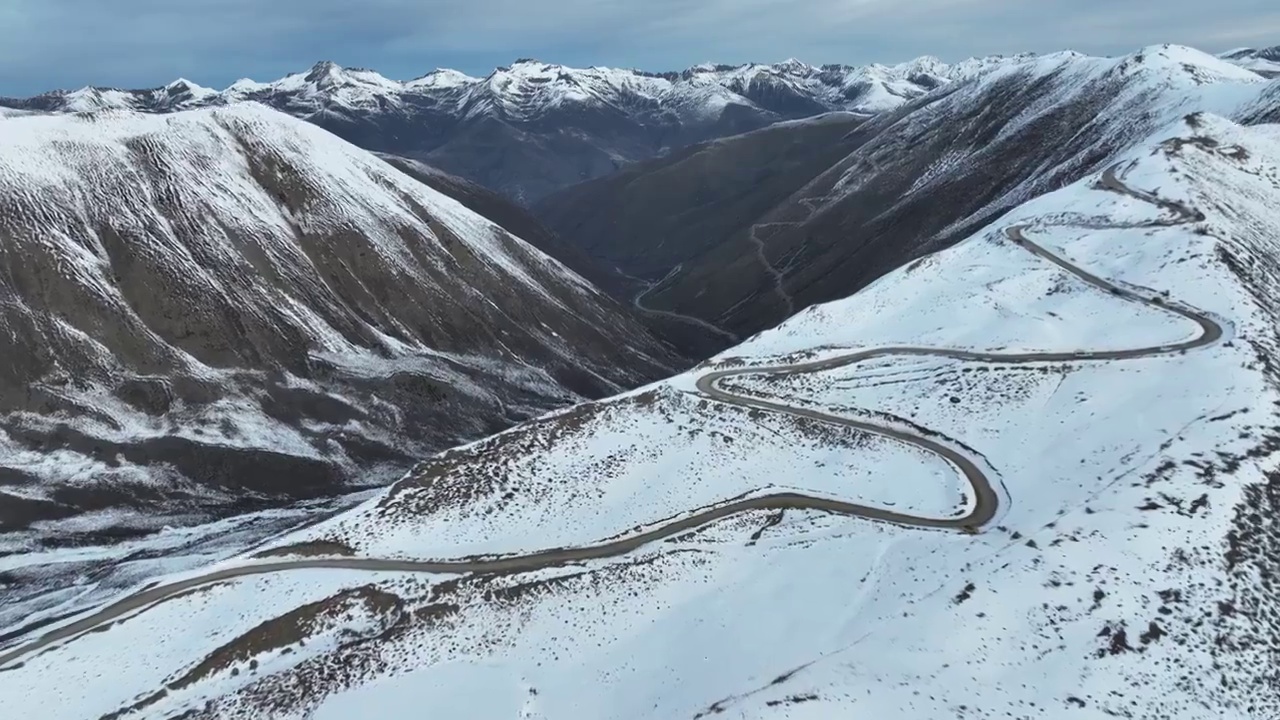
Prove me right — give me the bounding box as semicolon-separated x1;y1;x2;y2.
0;164;1221;669
630;265;741;342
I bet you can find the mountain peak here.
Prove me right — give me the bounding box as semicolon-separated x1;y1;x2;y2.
164;78;216;97
1247;45;1280;61
304;60;343;83
774;58;811;72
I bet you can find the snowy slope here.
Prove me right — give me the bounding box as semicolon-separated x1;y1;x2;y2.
0;103;677;552
4;109;1280;719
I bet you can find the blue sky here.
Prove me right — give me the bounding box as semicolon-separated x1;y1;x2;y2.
1;0;1276;95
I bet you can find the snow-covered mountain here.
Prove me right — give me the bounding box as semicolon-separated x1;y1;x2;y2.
1220;45;1280;77
545;44;1279;340
0;102;678;552
0;56;1017;202
4;104;1280;718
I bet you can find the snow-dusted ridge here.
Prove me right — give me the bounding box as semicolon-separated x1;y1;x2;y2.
1220;45;1280;77
3;107;1280;717
6;46;1258;124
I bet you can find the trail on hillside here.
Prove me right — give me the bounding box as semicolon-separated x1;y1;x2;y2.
630;265;741;342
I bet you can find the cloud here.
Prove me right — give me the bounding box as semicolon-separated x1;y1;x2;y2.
0;0;1272;95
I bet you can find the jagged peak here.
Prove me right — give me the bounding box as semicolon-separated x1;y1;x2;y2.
304;60;343;83
774;58;812;72
163;78;216;96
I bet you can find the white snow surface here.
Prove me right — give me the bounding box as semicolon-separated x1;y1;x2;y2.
5;112;1280;720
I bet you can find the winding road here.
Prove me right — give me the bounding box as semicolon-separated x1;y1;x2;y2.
0;164;1223;670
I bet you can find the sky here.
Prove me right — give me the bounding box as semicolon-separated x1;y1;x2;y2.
1;0;1277;95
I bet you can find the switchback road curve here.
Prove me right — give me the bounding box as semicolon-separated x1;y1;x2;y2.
0;164;1222;669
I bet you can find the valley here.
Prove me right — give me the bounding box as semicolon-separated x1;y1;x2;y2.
544;45;1275;341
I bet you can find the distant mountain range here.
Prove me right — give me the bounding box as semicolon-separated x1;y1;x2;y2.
4;48;1276;205
0;55;1024;202
7;48;1275;207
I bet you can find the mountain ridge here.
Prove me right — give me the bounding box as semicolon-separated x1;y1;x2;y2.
1219;45;1280;76
0;54;1007;113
